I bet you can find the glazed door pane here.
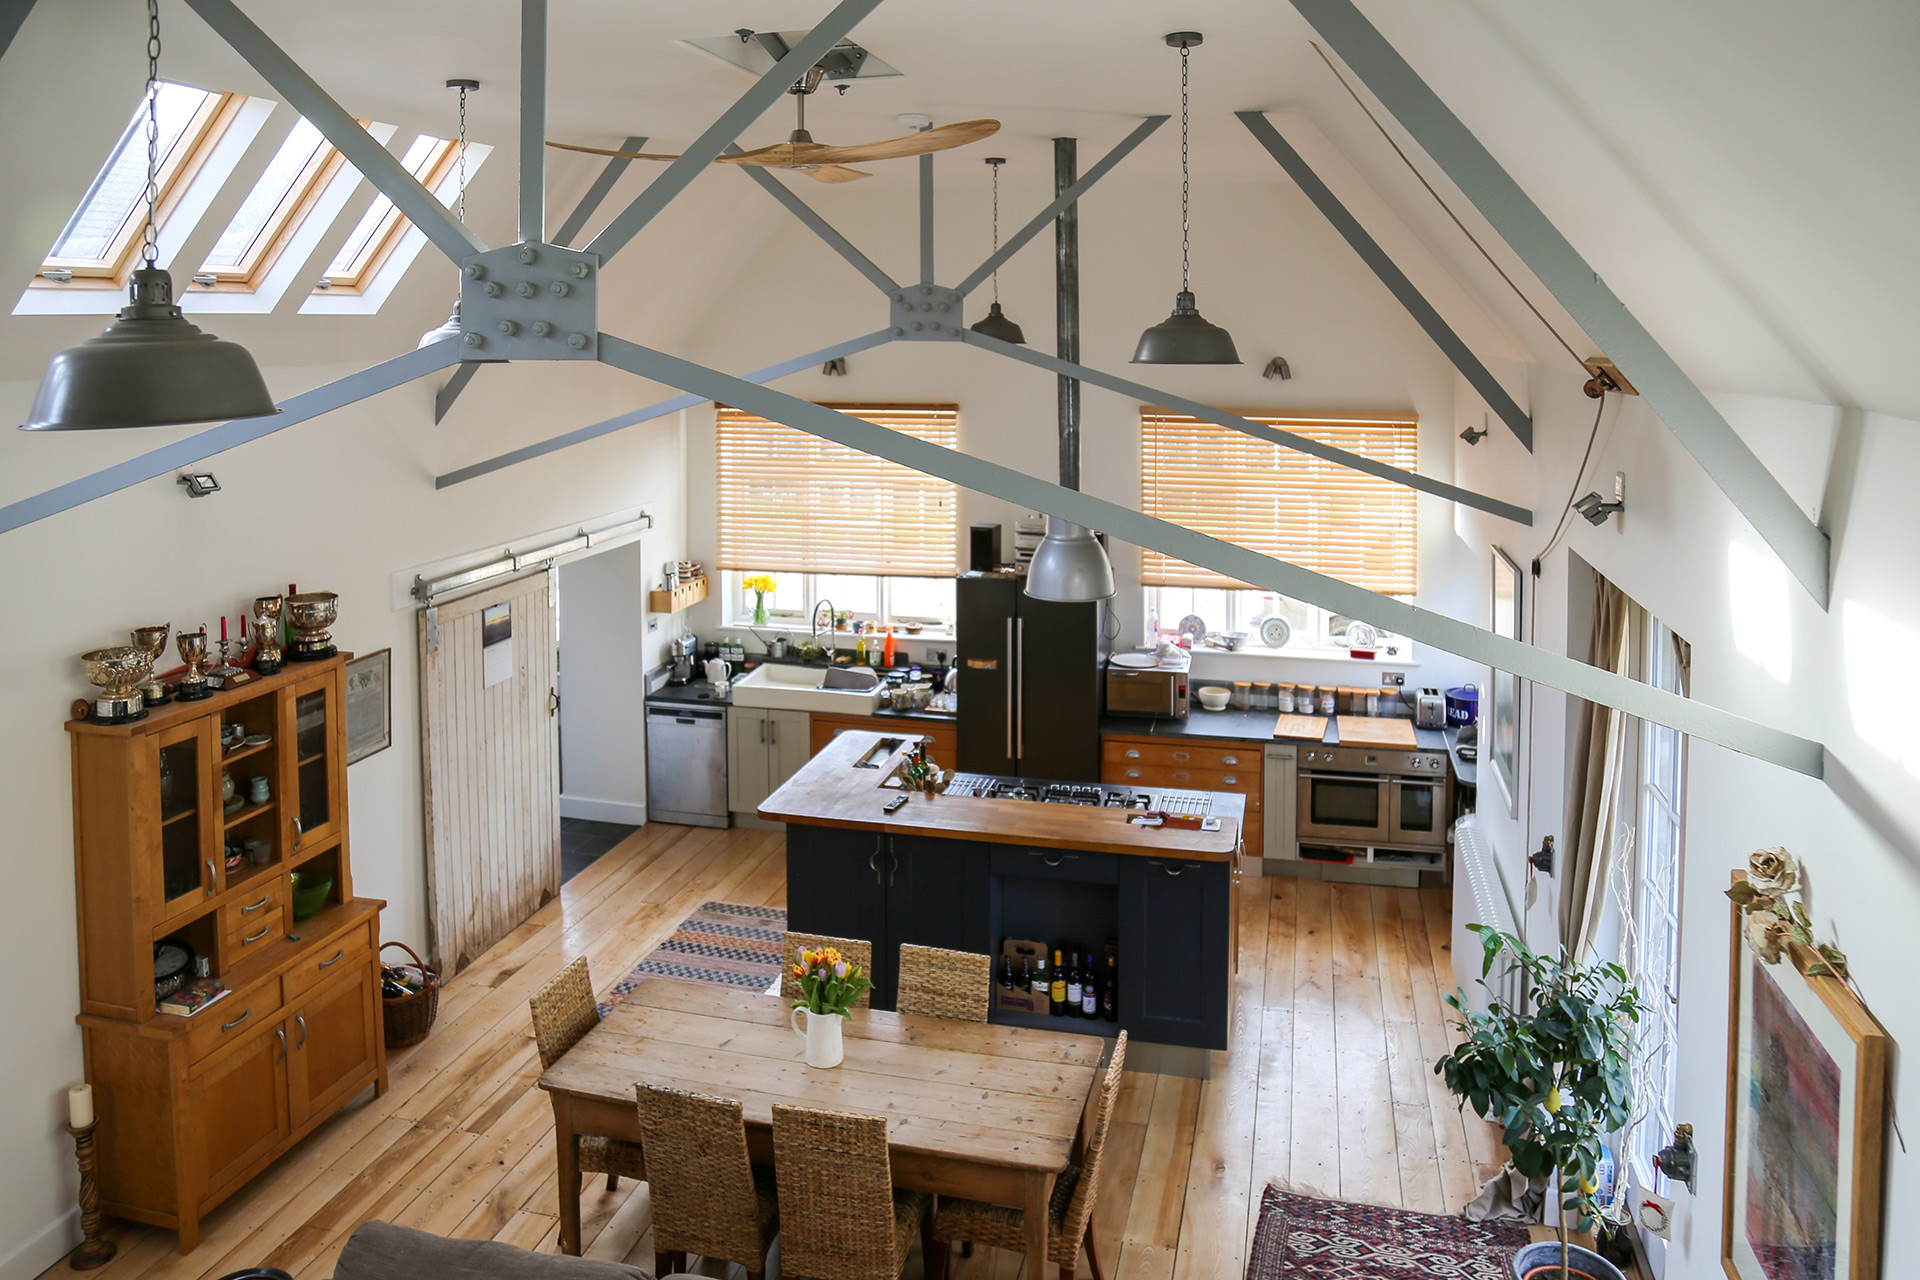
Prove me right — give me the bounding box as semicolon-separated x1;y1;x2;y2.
154;719;218;920
287;673;342;849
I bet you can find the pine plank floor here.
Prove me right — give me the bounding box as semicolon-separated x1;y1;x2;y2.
46;824;1505;1280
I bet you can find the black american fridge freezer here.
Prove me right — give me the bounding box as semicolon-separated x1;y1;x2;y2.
954;571;1104;781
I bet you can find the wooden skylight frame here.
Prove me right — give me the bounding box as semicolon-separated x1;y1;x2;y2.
316;134;459;294
192;119;358;292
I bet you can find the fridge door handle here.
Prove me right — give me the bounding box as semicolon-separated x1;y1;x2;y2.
1015;617;1025;762
1005;618;1015;763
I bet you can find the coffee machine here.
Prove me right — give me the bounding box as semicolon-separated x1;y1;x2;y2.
668;631;698;685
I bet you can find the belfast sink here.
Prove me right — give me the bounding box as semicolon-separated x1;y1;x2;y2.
729;662;884;715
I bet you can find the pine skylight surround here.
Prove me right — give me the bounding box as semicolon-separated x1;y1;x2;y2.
320;133;457;291
716;403;959;578
198;117;349;289
1140;408;1419;595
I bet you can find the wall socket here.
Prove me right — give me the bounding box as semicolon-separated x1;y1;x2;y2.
1380;671;1406;686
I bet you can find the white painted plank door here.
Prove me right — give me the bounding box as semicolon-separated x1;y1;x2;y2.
417;571;561;974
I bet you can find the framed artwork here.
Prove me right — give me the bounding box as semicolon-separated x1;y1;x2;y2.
344;648;392;764
1489;547;1522;817
1723;873;1887;1280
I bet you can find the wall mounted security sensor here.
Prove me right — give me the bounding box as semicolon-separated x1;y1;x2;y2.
1574;473;1626;526
177;472;220;498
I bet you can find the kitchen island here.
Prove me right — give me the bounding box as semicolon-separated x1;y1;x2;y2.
763;730;1244;1050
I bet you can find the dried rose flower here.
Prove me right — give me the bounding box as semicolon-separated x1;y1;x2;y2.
1747;847;1800;897
1745;908;1792;964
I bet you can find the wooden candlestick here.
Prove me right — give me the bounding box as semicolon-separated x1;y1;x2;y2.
65;1122;115;1270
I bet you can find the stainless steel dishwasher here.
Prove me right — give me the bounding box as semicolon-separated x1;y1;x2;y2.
645;704;729;827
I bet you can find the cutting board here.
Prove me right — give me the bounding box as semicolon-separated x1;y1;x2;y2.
1335;715;1418;748
1273;714;1328;741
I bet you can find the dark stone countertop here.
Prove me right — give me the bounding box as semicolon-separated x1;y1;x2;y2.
645;679;731;708
1101;709;1449;752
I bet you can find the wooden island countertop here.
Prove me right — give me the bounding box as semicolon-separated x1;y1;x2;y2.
760;729;1243;861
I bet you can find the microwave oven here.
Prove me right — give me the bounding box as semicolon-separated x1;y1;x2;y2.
1105;658;1189;719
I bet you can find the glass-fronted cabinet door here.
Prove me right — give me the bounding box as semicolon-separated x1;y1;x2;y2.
284;671;344;851
153;718;218;925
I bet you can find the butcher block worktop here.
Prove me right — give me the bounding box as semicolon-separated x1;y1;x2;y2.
760;729;1243;860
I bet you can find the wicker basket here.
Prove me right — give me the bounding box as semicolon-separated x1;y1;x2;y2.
379;941;441;1049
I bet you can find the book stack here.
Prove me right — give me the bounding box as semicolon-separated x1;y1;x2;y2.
159;979;229;1016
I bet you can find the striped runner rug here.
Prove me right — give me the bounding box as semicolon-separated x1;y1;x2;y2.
604;901;788;1010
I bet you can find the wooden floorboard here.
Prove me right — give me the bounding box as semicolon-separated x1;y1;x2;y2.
45;829;1495;1280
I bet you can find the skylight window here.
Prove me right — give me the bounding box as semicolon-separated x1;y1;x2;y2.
320;133;457;292
198;117;345;287
42;82;239;283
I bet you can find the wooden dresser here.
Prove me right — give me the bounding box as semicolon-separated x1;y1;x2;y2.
1100;732;1264;860
67;655;385;1252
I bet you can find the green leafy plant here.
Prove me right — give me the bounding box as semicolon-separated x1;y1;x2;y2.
1435;925;1645;1280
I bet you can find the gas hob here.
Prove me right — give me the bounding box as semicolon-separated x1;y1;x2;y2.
943;772;1215;815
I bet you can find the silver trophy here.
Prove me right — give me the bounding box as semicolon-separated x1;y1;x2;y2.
81;646;154;724
130;623;171;706
251;596;284;674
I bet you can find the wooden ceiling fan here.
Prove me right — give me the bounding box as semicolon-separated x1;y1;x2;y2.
549;67;998;184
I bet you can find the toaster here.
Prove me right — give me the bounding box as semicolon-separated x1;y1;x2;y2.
1414;687;1447;729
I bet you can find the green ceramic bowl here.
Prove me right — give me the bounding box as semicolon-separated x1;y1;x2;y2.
289;871;334;921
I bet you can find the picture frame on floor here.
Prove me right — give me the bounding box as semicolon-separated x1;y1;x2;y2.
1722;872;1887;1280
345;647;392;764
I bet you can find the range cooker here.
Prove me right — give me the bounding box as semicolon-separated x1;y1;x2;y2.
943;771;1217;815
1296;745;1449;850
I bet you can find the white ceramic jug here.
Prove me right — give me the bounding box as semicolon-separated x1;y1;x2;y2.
704;657;731;688
790;1005;845;1069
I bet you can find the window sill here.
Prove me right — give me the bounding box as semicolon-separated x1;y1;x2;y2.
721;617;958;645
1184;645;1420;667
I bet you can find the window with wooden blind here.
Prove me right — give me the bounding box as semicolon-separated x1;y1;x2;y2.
716;403;959;577
1139;409;1419;595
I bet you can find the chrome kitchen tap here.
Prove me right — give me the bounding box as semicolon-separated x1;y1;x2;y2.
812;599;837;661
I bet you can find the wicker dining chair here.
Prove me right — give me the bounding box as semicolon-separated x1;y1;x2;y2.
781;932;874;1010
927;1031;1129;1280
894;943;993;1022
634;1085;779;1280
771;1104;933;1280
528;957;647;1192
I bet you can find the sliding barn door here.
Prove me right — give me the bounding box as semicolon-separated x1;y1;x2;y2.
418;572;561;973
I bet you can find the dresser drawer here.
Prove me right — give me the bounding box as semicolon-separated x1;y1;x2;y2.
187;977;284;1063
283;919;374;1001
219;878;284;939
990;845;1119;885
226;912;286;957
1102;739;1260;773
1103;762;1263;806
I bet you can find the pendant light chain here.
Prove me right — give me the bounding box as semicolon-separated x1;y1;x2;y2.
989;160;1002;305
142;0;162;266
456;82;469;225
1179;40;1191;295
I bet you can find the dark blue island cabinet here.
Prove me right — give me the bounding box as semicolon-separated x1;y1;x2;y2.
785;822;1232;1050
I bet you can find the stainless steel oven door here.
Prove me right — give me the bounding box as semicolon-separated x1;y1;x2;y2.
1296;770;1391;843
1388;777;1448;848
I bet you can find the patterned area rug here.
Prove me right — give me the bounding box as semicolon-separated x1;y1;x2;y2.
1246;1186;1532;1279
604;902;787;1010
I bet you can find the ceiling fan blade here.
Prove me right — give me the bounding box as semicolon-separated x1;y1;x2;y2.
804;165;872;184
714;143;805;167
546;140;684;162
804;119;1000;165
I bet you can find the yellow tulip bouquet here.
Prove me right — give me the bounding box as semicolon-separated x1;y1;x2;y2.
743;573;778;625
790;945;872;1019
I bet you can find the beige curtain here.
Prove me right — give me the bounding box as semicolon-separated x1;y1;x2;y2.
1560;576;1630;955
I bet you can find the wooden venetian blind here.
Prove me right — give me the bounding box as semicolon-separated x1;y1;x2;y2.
1139;409;1419;594
716;403;959;577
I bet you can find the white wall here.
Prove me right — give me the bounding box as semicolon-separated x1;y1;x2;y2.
558;539;651;824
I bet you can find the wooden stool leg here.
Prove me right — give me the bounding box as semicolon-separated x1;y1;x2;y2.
960;1241;973;1258
1084;1221;1105;1280
606;1174;620;1192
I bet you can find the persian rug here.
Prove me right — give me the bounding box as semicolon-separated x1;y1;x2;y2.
603;901;787;1010
1246;1186;1533;1279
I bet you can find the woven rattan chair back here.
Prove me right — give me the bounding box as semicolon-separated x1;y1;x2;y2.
1058;1030;1128;1247
894;943;993;1022
635;1085;766;1270
772;1103;901;1280
782;932;874;1010
528;955;600;1069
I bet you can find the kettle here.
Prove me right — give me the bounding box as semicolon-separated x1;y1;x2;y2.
704;657;732;689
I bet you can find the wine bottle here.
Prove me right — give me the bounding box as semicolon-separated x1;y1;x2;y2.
1049;948;1067;1016
1018;953;1032;995
1080;952;1099;1017
999;953;1015;991
1065;956;1083;1017
1030;951;1049;1007
1101;944;1119;1022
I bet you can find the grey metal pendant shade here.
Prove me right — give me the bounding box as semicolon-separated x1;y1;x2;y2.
1024;517;1115;602
418;300;465;349
968;301;1026;345
1132;289;1240;364
21;268;279;431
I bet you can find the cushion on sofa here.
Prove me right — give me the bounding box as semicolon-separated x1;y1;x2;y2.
333;1221;652;1280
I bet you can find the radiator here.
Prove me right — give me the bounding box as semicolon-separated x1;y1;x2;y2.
1450;813;1521;1015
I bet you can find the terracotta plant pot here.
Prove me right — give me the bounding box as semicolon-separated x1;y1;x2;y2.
1514;1240;1626;1280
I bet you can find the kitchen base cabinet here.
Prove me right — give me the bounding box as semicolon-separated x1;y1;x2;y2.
1262;743;1298;864
727;708;811;815
1117;856;1230;1048
809;713;957;774
1102;734;1264;861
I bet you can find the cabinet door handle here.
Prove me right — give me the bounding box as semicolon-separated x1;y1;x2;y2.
296;1013;308;1050
1172;771;1190;782
888;847;898;887
317;947;345;970
1004;620;1014;761
1223;755;1239;766
1124;769;1141;779
241;895;271;915
1039;852;1074;867
275;1026;287;1063
221;1008;252;1032
1172;751;1190;762
205;859;217;896
242;925;272;944
1124;749;1140;759
1015;618;1025;760
870;839;882;885
770;719;777;745
1222;775;1238;785
1162;862;1186;877
759;718;766;744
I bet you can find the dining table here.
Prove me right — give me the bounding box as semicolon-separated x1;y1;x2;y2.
537;977;1109;1273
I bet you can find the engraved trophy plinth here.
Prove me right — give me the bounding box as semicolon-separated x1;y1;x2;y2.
81;647;153;724
130;623;170;707
174;630;211;701
285;592;338;662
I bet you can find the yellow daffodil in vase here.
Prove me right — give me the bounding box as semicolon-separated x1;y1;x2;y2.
743;573;777;626
789;944;871;1068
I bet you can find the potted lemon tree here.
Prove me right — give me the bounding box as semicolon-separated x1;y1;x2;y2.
1436;925;1645;1280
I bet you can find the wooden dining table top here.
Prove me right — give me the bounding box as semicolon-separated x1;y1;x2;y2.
537;978;1107;1174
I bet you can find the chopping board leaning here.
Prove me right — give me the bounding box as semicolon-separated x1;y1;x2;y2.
1272;714;1327;740
1334;715;1418;748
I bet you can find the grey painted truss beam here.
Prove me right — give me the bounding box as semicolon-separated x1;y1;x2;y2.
518;0;547;245
434;329;895;488
1238;111;1533;452
919;147;935;284
553;136;648;248
435;364;482;424
0;0;38;66
595;333;1821;777
1290;0;1831;605
0;342;461;536
585;0;883;264
955;116;1167;298
962;329;1533;524
729;150;899;294
183;0;485;265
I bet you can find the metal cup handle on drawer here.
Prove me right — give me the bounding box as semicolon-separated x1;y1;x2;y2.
318;947;345;970
220;1007;252;1032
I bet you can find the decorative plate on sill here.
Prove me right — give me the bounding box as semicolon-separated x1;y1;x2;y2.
1258;615;1291;648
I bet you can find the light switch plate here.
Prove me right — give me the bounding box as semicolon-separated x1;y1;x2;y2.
1381;671;1406;686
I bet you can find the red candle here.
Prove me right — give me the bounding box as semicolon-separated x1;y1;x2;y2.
220;616;228;642
240;615;248;639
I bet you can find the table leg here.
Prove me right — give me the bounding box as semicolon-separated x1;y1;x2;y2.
552;1092;582;1255
1024;1169;1053;1278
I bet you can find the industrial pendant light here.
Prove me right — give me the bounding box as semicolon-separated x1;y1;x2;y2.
22;0;278;431
968;157;1026;344
419;78;489;352
1025;517;1115;602
1131;32;1240;365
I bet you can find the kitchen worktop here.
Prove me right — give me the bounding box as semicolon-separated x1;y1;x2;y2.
1101;709;1449;751
644;669;954;722
761;730;1243;860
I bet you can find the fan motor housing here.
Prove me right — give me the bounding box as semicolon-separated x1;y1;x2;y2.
890;285;966;340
